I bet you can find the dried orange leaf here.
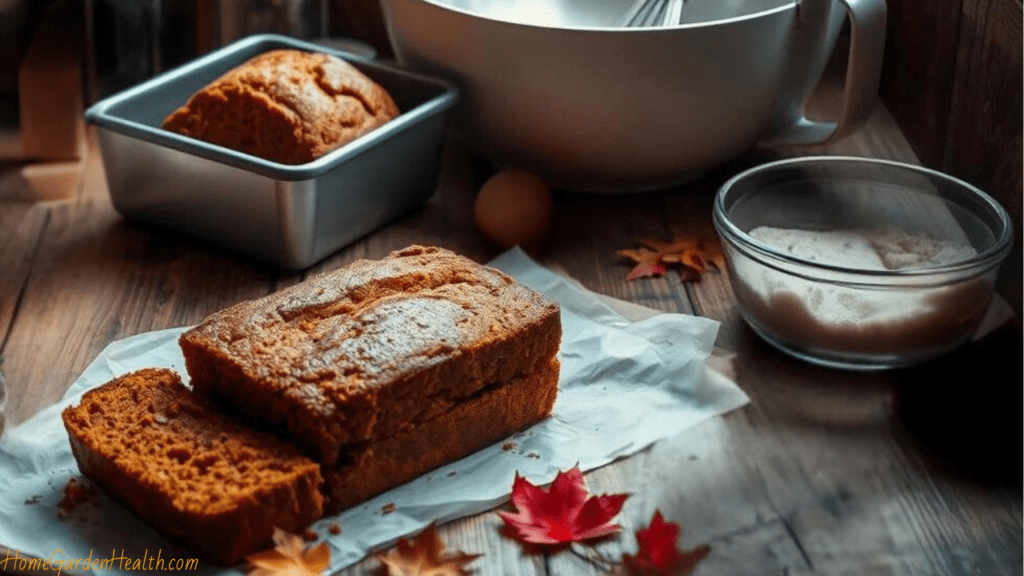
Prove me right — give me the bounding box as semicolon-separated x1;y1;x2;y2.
618;234;724;282
617;248;669;280
677;266;701;283
678;249;707;273
626;262;668;281
376;524;480;576
246;527;330;576
702;242;726;272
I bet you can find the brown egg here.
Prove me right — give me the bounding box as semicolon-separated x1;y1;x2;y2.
474;170;553;249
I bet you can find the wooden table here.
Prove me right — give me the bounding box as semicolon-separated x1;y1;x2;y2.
1;77;1020;575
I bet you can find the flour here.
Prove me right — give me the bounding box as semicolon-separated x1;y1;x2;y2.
734;227;989;365
748;227;977;271
749;228;887;269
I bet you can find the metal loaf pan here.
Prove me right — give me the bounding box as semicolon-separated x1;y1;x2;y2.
85;34;458;269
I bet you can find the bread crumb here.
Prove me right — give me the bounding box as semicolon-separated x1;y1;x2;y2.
526;452;541;459
381;502;396;515
302;528;318;542
328;522;342;535
25;495;43;505
502;441;517;451
57;477;97;519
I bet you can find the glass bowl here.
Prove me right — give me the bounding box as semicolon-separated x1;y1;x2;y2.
713;156;1014;370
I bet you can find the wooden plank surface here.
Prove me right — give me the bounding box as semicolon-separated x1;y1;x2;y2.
0;192;281;424
881;0;1024;324
0;200;47;349
0;81;1020;576
879;0;965;171
943;0;1024;319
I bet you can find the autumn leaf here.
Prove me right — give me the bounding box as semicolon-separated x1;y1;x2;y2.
616;247;668;280
246;527;331;576
617;234;725;282
621;511;710;576
375;524;480;576
499;466;629;545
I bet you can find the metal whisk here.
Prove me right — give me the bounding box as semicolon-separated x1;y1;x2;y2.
617;0;685;27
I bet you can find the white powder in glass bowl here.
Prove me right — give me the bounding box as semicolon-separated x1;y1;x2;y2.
732;227;992;365
748;227;978;271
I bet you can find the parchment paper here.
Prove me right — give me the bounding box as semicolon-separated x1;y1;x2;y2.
0;247;749;575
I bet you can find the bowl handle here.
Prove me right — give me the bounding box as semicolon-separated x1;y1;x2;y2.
763;0;887;145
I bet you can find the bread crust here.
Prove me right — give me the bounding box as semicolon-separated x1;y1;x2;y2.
181;245;562;468
61;368;324;566
321;357;560;513
161;49;399;164
61;246;563;556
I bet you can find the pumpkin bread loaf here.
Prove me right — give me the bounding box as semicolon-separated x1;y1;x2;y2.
161;49;399;164
61;368;324;566
322;358;560;512
180;245;562;512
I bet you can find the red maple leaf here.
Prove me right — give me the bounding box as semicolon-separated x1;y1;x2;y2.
621;511;710;576
499;466;629;545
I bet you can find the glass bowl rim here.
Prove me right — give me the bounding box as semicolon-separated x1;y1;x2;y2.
713;155;1015;280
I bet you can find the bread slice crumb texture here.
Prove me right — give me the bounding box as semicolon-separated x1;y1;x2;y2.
61;368;321;516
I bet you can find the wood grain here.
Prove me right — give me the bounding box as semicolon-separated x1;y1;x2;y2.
879;0;965;170
0;55;1020;576
0;195;276;424
943;0;1024;321
881;0;1023;325
0;200;47;349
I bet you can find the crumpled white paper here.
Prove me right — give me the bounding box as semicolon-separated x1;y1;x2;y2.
0;247;748;575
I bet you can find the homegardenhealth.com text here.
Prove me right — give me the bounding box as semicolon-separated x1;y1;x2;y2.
1;548;199;574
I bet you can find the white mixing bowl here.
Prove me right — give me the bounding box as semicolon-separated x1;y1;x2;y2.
380;0;886;191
